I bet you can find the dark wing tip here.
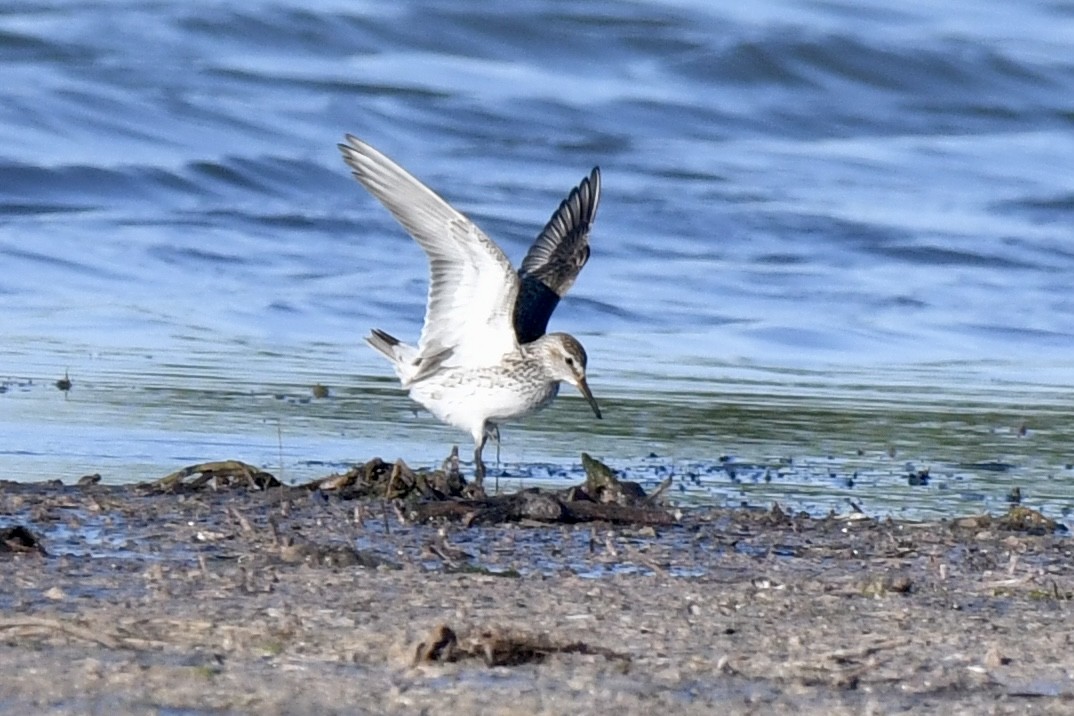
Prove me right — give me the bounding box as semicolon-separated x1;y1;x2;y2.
512;166;603;341
561;165;601;237
517;166;603;285
571;166;601;226
338;134;372;177
340;133;363;150
587;166;601;205
337;133;360;157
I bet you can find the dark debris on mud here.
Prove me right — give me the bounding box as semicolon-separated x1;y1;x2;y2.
0;524;47;556
412;623;631;668
142;451;677;528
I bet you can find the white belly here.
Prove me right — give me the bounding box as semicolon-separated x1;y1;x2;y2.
408;367;560;438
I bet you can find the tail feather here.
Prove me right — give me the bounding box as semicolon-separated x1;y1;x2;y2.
366;328;404;361
365;329;452;386
365;329;416;382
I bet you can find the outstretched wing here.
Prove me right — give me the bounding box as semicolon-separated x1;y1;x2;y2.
339;135;520;367
513;167;601;344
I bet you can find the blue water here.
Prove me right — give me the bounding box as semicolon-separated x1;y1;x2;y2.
2;1;1073;518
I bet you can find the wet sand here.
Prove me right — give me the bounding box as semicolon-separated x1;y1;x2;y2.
1;475;1073;715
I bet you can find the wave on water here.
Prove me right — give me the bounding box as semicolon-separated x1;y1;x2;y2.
1;0;1072;496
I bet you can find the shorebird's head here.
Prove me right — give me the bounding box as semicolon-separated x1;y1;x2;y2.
540;333;602;420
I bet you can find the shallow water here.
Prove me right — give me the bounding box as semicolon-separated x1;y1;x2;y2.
2;0;1073;518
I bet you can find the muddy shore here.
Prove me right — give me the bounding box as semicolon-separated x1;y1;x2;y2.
1;466;1073;715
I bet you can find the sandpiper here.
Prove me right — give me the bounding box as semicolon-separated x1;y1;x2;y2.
338;135;602;484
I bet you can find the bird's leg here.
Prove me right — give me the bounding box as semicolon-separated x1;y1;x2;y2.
473;432;488;488
491;423;501;464
486;423;502;493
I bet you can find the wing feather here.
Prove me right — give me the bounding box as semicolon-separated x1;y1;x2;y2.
513;167;601;343
339;135;520;367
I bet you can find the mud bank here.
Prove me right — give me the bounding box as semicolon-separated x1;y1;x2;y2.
1;468;1072;715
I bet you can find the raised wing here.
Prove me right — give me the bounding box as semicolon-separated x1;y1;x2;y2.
513;167;601;344
339;135;520;367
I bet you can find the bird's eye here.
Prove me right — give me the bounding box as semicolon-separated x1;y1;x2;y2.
565;357;575;367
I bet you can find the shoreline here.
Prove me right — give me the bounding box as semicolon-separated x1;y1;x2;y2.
1;476;1072;714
